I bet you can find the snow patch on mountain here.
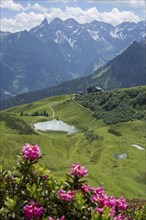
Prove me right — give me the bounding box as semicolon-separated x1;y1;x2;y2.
39;33;43;38
68;38;77;49
54;30;66;43
128;27;136;31
71;28;80;35
16;33;21;41
110;27;126;40
87;29;99;41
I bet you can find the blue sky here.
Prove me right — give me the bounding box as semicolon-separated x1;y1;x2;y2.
0;0;145;32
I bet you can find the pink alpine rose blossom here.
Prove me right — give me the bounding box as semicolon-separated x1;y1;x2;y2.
70;164;88;178
80;183;92;193
23;202;44;219
114;214;125;220
95;186;105;195
116;196;128;210
43;175;49;180
95;207;104;214
22;143;41;161
60;216;65;220
58;189;75;202
91;192;108;207
108;196;117;208
109;207;116;217
98;194;109;207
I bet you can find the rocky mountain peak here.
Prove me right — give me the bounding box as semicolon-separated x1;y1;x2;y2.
41;18;49;26
50;17;63;25
64;18;79;26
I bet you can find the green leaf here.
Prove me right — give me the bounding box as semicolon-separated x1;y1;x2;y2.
102;207;110;220
74;190;85;211
26;183;37;197
91;211;101;220
4;197;16;210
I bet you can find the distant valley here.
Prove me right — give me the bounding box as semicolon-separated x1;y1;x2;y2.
1;37;145;110
0;18;145;100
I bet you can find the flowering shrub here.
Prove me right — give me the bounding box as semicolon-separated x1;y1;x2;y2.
58;189;75;202
22;143;41;161
70;164;88;178
23;201;44;219
0;144;145;219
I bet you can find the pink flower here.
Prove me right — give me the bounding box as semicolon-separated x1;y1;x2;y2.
116;196;128;210
70;164;88;178
95;207;104;214
22;143;41;161
80;183;92;193
95;186;104;195
23;205;33;219
109;207;116;217
91;190;108;207
23;202;44;219
58;189;75;202
99;194;109;207
60;216;65;220
43;175;49;180
108;196;117;208
114;214;125;220
91;193;100;203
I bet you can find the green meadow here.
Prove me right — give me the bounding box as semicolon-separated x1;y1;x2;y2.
0;94;145;199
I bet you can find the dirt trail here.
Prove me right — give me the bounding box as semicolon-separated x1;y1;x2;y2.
30;103;56;132
72;97;93;114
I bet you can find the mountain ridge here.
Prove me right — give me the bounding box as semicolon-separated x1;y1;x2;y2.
0;38;145;110
0;18;145;100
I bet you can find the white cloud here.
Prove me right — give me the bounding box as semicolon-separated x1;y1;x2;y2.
0;0;48;13
26;3;48;13
0;0;24;11
45;0;145;8
46;6;141;25
32;3;48;13
100;8;141;25
117;0;145;8
0;6;142;32
0;12;44;32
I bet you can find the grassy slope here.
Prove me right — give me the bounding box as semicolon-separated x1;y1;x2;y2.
0;94;145;199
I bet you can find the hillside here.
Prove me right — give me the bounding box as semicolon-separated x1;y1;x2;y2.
91;39;146;89
76;86;146;124
0;87;145;199
1;39;145;110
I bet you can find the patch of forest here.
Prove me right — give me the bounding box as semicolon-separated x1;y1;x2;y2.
76;86;146;124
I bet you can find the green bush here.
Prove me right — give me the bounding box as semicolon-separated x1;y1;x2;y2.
84;131;98;143
134;112;145;120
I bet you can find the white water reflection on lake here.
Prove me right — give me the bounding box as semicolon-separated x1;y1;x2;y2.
33;119;78;134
